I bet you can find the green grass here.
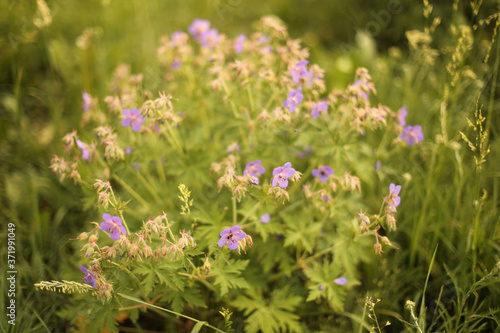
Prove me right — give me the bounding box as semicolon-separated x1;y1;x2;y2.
1;0;499;332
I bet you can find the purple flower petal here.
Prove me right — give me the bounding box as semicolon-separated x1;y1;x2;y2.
111;216;122;224
119;225;127;235
109;228;121;240
272;177;279;188
230;225;242;233
122;118;132;127
278;178;289;188
227;239;239;250
260;213;270;223
100;221;112;231
235;231;247;240
334;277;348;285
220;228;230;237
218;236;228;248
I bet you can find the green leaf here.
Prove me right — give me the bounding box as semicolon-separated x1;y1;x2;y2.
134;264;157;295
161;283;207;313
212;258;250;296
304;260;357;310
232;288;302;333
283;220;322;253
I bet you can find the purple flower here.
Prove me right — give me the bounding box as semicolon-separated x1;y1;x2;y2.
319;284;324;290
334;277;348;285
82;91;91;112
387;183;401;213
199;28;220;49
260;213;270;223
398;105;407;127
188;19;210;41
354;79;370;100
311;101;328;119
100;213;127;240
272;162;296;188
283;87;303;113
235;34;246;54
126;146;133;154
312;166;334;182
76;140;90;161
400;125;424;146
322;194;330;203
290;60;309;83
79;265;96;288
171;60;181;70
244;160;266;185
122;108;145;132
218;225;247;250
375;161;382;170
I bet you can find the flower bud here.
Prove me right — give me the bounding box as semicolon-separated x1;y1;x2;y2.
203;256;212;272
374;243;383;257
386;214;397;231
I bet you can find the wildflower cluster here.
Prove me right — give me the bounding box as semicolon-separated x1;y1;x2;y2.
42;16;425;332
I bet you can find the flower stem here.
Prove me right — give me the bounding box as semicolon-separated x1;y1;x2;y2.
240;200;262;227
112;174;151;211
232;196;237;225
117;293;226;333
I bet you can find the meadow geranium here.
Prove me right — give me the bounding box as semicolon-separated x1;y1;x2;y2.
312;165;334;182
188;19;210;41
79;265;96;288
122;108;145;132
386;183;401;213
234;34;246;54
400;125;424;146
272;162;296;188
311;101;328;119
334;277;348;285
290;60;309;83
398;105;407;127
260;213;270;223
218;225;247;250
76;140;90;161
82;91;91;112
199;28;220;49
283;87;303;113
244;160;265;184
100;213;127;240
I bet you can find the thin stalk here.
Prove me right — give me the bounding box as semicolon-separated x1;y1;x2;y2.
156;158;166;184
232;196;237;225
240;201;262;227
106;260;147;299
135;169;164;206
112;174;151;212
117;293;226;333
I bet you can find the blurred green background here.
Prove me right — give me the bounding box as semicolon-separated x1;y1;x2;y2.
1;0;499;332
